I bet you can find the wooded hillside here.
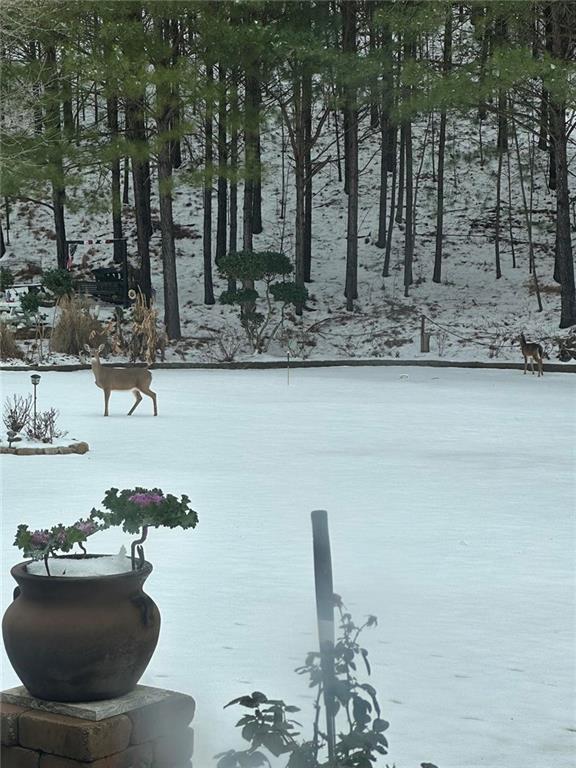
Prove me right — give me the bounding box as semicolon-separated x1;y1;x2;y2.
1;1;575;362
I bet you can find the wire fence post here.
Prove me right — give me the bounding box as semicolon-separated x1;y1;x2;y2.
420;315;430;352
287;351;290;386
311;509;337;765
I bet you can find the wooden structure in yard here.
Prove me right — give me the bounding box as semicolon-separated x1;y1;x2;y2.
66;238;131;307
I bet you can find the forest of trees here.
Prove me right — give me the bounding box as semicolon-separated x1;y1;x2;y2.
0;0;575;339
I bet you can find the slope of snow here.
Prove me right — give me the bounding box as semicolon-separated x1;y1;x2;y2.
1;367;574;767
1;116;574;367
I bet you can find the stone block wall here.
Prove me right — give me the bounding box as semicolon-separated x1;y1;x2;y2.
0;690;194;768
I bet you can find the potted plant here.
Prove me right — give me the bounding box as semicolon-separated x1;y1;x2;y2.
2;487;198;703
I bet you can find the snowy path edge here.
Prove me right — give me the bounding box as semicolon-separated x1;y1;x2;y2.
1;359;575;373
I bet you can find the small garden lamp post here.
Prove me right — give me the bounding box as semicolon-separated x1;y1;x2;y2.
30;374;41;436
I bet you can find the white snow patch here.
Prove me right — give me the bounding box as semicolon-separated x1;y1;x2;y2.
1;368;574;768
26;548;130;577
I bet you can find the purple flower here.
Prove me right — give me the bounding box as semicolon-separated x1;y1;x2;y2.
74;519;98;536
128;492;165;507
30;530;50;548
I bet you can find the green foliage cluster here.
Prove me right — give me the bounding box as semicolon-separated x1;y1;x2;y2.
19;291;40;315
0;267;14;292
91;486;198;535
217;599;438;768
42;269;74;298
15;520;101;561
218;250;308;353
13;486;198;576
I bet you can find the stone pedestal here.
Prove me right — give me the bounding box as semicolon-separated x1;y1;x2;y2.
0;685;194;768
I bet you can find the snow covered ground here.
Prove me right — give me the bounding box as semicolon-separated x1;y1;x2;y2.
2;115;575;368
1;367;574;768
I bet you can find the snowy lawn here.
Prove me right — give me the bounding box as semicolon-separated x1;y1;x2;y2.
1;366;574;768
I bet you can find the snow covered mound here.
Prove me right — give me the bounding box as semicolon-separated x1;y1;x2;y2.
27;549;131;577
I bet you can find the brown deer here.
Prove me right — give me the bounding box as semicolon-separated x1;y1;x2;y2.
84;344;158;416
519;333;545;377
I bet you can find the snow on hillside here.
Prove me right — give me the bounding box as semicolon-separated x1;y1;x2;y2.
1;112;574;366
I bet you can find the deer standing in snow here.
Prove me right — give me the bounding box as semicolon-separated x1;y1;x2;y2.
519;333;545;377
84;344;158;416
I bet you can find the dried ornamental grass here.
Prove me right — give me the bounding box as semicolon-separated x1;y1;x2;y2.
50;296;106;356
0;321;24;360
130;290;159;364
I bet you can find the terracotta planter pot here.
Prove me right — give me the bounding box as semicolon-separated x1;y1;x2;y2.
2;556;160;702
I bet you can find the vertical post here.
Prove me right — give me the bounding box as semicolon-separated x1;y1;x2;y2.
5;197;10;245
121;239;129;307
311;509;336;764
287;351;290;386
420;315;430;353
31;375;40;437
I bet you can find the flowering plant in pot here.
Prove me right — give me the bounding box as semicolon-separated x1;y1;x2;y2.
3;487;198;703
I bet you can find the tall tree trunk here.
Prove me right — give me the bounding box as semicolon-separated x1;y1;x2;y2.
30;41;43;135
243;71;258;252
538;87;549;151
203;64;215;304
169;18;182;169
252;73;263;235
154;17;181;338
228;69;239;293
395;127;405;224
125;96;152;300
62;76;74;140
303;66;313;283
375;119;389;249
476;7;489;120
382;127;397;278
368;1;379;130
550;4;576;327
506;142;516;269
376;19;392;249
157;128;181;338
496;16;508;152
495;145;503;280
44;45;67;270
215;64;228;268
403;119;414;296
107;95;123;263
293;73;306;315
544;3;556;189
433;6;452;283
343;0;358;311
123;157;130;205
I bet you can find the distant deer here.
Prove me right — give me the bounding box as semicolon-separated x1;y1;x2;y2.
84;344;158;416
519;333;545;377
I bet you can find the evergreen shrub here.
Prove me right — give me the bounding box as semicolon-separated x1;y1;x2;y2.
0;267;14;292
218;250;307;353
